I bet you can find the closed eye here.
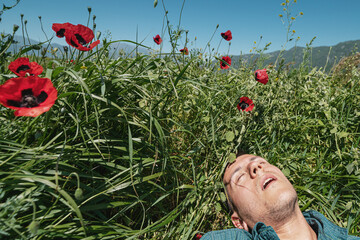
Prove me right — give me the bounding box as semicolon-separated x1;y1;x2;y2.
236;173;245;183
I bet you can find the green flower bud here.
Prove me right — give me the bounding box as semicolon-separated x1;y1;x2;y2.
96;31;101;40
75;188;84;200
33;45;41;50
28;220;39;235
13;24;19;32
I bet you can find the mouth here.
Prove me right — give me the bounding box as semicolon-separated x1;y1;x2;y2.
261;175;277;190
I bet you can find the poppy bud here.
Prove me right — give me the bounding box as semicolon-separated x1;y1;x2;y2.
33;45;41;50
38;16;41;20
13;24;19;32
96;31;101;40
93;15;96;21
87;7;92;13
20;14;24;19
41;48;47;56
28;220;40;235
75;188;84;200
24;20;27;25
63;46;68;52
93;23;96;29
216;24;219;28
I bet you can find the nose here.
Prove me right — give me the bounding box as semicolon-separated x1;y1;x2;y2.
248;161;263;178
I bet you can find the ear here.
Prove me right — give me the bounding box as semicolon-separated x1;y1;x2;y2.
231;211;249;232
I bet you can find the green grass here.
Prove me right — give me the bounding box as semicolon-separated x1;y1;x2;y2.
0;2;360;239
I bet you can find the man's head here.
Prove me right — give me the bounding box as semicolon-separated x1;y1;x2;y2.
223;154;298;231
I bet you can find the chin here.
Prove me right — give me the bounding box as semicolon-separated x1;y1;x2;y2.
267;188;298;222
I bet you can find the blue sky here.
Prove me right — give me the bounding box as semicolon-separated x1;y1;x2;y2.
1;0;360;55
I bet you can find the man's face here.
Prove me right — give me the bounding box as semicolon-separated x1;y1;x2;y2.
223;154;298;228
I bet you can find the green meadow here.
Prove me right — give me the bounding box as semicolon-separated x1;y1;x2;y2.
0;1;359;239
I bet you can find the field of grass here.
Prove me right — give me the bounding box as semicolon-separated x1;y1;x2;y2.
0;1;360;239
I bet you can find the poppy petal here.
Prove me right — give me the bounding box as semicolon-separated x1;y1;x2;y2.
52;22;75;38
221;30;232;41
153;34;162;45
180;47;189;55
220;56;231;69
53;23;100;51
255;69;269;85
8;57;43;77
237;96;254;112
0;76;57;117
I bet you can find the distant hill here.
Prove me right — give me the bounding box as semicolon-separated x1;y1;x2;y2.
231;40;360;71
7;35;150;57
6;35;360;71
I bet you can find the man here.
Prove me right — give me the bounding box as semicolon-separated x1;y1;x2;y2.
201;154;360;239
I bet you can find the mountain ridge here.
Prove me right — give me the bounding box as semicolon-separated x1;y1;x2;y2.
230;39;360;71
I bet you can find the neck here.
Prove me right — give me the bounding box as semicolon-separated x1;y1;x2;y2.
272;208;317;240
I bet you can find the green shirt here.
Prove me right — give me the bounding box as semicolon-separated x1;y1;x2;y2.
201;210;360;240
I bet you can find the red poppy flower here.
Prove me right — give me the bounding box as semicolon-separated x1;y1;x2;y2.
220;56;231;69
255;69;269;85
153;34;162;45
52;23;100;51
0;76;58;117
180;47;189;55
194;233;202;240
8;57;43;77
221;30;232;41
52;22;74;38
237;96;254;112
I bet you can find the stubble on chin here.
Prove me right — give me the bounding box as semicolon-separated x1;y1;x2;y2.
264;188;298;224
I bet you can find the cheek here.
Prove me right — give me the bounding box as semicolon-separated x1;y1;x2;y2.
232;187;260;210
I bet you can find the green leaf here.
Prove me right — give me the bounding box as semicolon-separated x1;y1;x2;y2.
228;153;236;163
45;68;53;79
225;131;235;142
19;44;41;55
324;110;331;121
330;127;337;134
346;162;354;174
215;202;222;213
52;66;64;79
337;132;349;138
345;201;353;210
282;168;290;177
219;192;226;202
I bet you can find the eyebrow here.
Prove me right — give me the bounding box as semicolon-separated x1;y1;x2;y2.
227;156;258;185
